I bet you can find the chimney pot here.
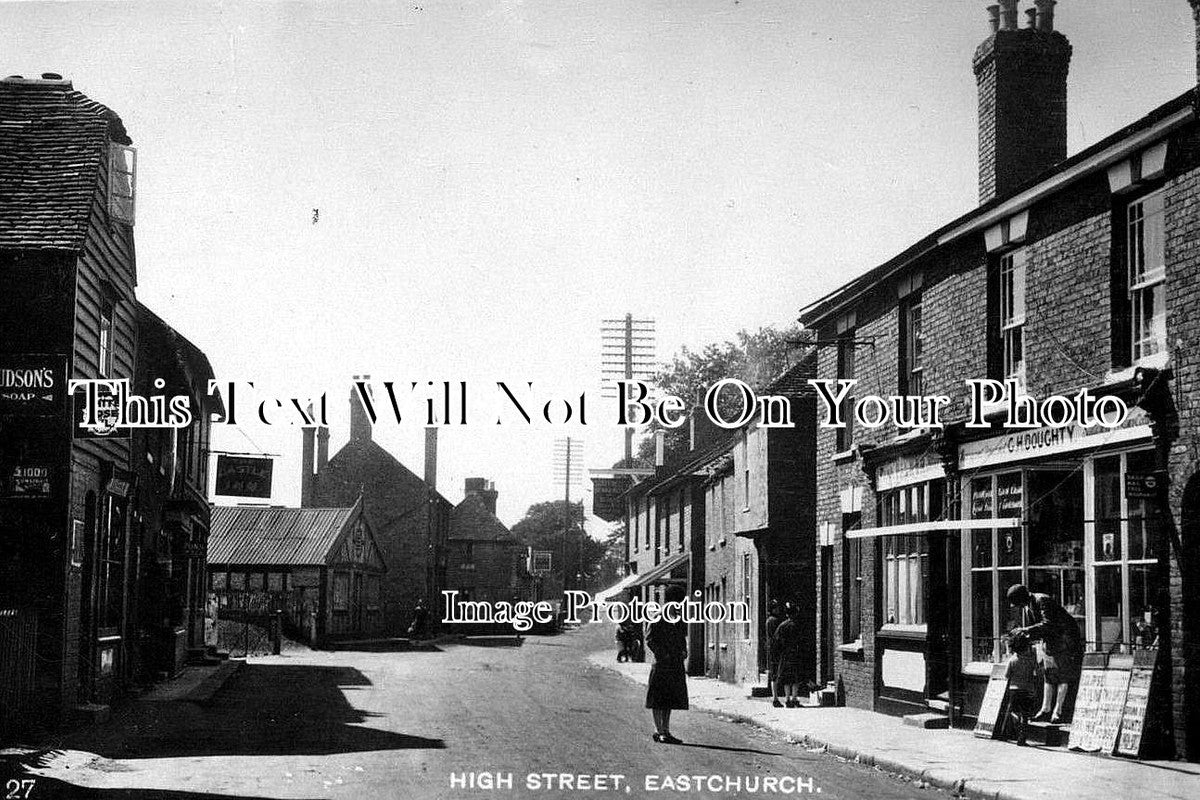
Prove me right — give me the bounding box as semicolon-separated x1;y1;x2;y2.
986;5;1001;33
998;0;1019;30
1034;0;1056;32
349;375;373;442
424;426;438;490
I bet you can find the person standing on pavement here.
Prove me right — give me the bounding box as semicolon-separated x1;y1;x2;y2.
764;600;784;708
1007;583;1083;724
773;602;805;708
1003;630;1040;746
408;598;430;640
645;584;689;744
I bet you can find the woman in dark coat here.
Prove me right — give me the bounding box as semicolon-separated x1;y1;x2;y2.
645;584;689;744
773;602;804;708
1008;583;1083;724
764;600;784;708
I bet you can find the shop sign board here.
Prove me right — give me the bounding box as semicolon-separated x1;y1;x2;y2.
973;663;1010;739
591;476;630;522
5;464;52;498
1116;649;1158;758
958;409;1151;471
1124;472;1160;500
0;354;66;417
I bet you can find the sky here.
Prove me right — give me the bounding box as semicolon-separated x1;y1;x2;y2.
5;0;1196;530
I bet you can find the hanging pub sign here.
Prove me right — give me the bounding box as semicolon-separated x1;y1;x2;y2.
4;464;52;499
72;382;129;439
214;455;274;498
0;354;66;417
591;475;631;522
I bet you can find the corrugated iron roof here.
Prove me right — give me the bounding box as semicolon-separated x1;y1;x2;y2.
209;505;356;566
0;77;130;250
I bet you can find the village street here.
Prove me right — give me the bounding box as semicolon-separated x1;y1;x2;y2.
6;624;936;800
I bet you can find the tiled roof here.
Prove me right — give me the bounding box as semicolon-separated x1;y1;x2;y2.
209;505;356;566
450;494;520;543
0;76;130;250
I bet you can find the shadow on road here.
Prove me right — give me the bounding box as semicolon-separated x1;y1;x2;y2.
453;636;526;648
672;741;784;757
41;663;445;761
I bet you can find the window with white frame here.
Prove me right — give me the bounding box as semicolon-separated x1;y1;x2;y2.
1127;189;1166;362
1000;248;1026;384
901;297;923;397
841;511;863;643
109;144;136;225
99;302;114;377
878;483;935;628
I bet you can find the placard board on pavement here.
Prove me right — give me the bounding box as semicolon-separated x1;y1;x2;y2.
974;663;1010;739
1068;652;1110;751
1116;649;1158;758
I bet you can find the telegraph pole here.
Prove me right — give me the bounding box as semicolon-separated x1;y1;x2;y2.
601;314;656;464
553;437;583;592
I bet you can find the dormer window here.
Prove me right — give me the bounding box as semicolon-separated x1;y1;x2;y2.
109;144;136;225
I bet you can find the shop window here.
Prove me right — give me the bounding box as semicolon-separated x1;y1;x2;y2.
332;573;349;612
1092;451;1162;651
229;572;245;591
267;572;283;592
841;512;863;643
1126;189;1166;363
366;575;380;610
248;572;264;592
97;497;126;631
212;572;227;591
878;484;936;628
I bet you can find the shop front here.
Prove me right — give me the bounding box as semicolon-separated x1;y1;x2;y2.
956;409;1165;727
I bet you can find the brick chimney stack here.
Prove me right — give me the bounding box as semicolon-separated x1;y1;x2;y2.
464;477;498;516
973;0;1072;203
424;426;438;490
300;424;316;507
349;375;373;442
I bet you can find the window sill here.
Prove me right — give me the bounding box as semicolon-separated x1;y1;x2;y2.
1106;351;1170;385
877;624;928;641
962;661;996;678
831;449;857;465
837;640;864;655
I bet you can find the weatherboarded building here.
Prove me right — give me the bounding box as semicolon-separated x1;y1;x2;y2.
208;501;386;645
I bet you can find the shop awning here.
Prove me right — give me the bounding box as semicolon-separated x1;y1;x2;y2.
592;572;642;603
629;552;690;587
846;517;1022;540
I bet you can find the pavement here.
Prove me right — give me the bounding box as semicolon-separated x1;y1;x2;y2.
589;651;1200;800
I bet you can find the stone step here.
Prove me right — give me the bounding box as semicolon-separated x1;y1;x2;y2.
1025;720;1069;747
903;711;951;729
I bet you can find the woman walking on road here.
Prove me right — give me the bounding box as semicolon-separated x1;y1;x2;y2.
773;602;805;708
645;584;689;744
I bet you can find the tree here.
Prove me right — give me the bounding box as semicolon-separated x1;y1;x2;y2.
637;324;805;463
511;500;610;598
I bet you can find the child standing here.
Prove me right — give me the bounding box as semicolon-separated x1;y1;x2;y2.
1004;631;1041;746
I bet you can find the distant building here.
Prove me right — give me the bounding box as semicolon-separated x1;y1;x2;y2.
208;501;385;644
301;383;451;634
447;478;531;604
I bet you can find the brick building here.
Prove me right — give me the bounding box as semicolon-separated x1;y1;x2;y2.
447;478;532;604
801;1;1200;760
697;359;817;687
301;385;450;635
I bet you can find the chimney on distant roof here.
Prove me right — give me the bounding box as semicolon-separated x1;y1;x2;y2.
464;478;498;516
316;425;329;473
424;426;438;490
349;376;373;442
973;0;1072;203
301;423;316;507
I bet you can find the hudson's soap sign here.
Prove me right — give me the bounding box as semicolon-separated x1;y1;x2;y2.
0;354;65;417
